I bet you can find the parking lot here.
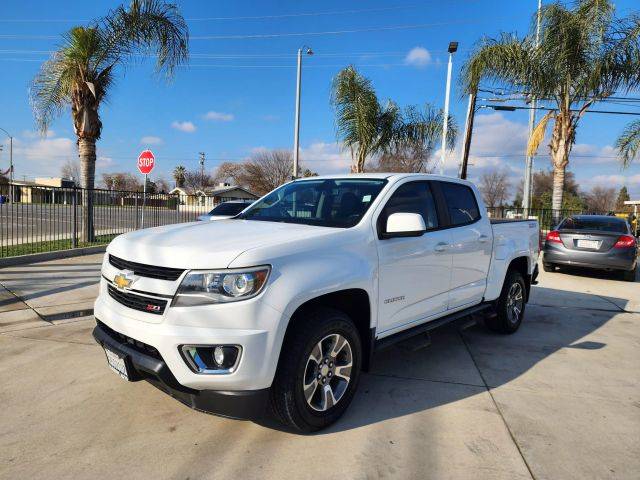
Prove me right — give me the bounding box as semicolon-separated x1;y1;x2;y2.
0;255;638;479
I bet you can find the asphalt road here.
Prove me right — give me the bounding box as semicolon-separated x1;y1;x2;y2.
0;259;638;479
0;204;203;244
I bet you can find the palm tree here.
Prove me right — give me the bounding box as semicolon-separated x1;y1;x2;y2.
463;0;640;213
331;66;383;173
30;0;188;241
331;66;455;173
616;120;640;167
173;165;186;188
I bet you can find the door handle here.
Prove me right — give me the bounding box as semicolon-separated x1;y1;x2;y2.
434;242;449;252
478;234;489;244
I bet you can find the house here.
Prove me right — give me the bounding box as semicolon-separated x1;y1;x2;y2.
169;183;258;207
6;177;76;204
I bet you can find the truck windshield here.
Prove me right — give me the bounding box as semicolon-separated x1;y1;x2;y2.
238;178;387;228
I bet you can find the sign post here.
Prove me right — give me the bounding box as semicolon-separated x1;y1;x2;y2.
137;150;155;228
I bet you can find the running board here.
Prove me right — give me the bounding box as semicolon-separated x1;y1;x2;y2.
374;303;493;352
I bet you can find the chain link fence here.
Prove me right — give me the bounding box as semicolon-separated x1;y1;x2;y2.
0;183;239;258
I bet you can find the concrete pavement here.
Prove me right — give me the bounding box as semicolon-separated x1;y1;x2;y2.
0;257;638;479
0;253;102;332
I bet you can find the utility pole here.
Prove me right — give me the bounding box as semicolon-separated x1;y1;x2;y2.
459;90;478;179
523;0;542;212
199;152;205;190
440;41;458;176
292;46;313;179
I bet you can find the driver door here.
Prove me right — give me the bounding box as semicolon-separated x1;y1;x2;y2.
375;181;453;335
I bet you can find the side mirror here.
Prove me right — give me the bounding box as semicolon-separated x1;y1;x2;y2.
383;212;426;239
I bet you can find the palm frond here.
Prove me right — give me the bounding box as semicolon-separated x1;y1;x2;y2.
616;120;640;168
527;110;554;158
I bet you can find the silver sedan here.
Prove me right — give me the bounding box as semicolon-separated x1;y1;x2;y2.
543;215;638;281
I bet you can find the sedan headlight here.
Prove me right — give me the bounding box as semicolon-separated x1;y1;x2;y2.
173;266;270;307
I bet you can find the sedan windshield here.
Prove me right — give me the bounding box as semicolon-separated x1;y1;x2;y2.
559;217;628;234
238;178;387;228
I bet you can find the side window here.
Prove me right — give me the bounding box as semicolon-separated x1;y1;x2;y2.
439;182;480;226
378;181;439;233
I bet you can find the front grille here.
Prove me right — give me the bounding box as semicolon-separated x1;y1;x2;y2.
96;320;161;359
107;284;168;316
109;254;184;281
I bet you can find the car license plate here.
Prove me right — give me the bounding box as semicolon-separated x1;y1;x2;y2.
104;347;129;381
577;239;599;249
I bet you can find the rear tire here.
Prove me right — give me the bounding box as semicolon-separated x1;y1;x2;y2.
622;268;636;282
485;270;526;334
270;307;362;433
542;262;554;272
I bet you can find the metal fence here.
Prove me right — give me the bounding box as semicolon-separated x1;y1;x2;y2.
0;183;239;258
485;206;606;233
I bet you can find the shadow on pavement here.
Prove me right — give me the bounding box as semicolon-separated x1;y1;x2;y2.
257;286;626;435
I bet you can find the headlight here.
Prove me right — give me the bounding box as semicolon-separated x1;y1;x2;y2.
172;266;270;307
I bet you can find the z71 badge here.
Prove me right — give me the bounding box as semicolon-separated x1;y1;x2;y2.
384;295;405;304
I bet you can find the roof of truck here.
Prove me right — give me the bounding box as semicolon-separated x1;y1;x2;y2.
292;173;470;183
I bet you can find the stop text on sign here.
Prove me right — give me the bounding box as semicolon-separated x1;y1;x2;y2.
137;150;155;175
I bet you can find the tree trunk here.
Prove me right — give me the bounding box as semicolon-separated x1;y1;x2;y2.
78;138;96;242
551;163;565;216
549;112;573;220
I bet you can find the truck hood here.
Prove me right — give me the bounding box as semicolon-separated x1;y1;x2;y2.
107;219;338;269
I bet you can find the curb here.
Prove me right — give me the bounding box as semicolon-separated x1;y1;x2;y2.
41;308;95;323
0;246;107;267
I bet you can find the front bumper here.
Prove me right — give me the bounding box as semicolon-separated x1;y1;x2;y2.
544;243;637;271
93;320;269;420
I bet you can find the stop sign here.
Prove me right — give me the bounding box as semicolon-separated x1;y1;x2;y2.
137;150;155;175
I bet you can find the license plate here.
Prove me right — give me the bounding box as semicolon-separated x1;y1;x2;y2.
104;347;129;381
577;239;599;249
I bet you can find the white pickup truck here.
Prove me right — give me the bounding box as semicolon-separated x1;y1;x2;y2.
93;173;539;432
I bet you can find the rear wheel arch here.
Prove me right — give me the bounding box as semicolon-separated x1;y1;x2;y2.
505;256;531;301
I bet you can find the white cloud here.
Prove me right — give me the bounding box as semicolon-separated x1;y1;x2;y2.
171;121;196;133
404;47;432;68
140;136;163;145
97;156;114;168
12;134;76;178
299;142;351;174
204;111;234;122
21;129;56;139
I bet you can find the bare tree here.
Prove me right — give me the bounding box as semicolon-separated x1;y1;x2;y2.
101;172;141;191
212;161;245;186
61;159;81;182
183;170;212;193
239;150;294;195
584;186;617;213
479;169;511;207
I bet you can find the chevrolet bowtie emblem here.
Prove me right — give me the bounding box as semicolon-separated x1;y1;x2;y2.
114;270;134;290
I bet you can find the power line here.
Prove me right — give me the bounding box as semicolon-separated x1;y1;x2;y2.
0;18;505;41
0;3;480;23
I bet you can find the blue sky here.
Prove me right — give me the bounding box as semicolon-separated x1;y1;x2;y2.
1;0;639;198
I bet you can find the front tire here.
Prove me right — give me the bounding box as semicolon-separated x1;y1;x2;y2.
270;307;362;433
486;270;526;334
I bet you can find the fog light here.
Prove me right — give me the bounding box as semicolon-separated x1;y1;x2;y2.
180;345;241;374
213;346;225;366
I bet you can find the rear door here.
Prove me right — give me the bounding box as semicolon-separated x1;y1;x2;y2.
376;180;453;335
435;181;492;310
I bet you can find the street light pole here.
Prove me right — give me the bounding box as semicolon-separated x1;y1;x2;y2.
0;127;13;184
523;0;543;212
293;46;313;179
440;42;458;176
